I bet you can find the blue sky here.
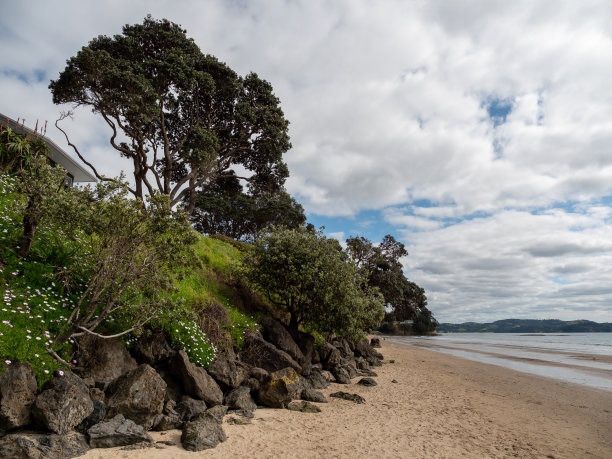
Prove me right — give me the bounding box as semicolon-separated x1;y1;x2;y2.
1;0;612;323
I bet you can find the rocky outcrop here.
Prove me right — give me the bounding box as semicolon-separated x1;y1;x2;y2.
260;318;305;366
240;330;302;373
105;364;166;430
0;362;37;431
169;351;223;406
131;332;175;366
207;352;248;390
75;335;137;388
181;408;227;452
32;371;93;435
0;431;89;458
224;386;256;413
88;414;153;448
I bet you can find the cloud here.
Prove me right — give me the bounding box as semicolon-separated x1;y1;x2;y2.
2;0;612;322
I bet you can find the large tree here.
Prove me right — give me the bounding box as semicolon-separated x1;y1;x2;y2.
346;234;436;330
50;16;291;213
243;226;384;337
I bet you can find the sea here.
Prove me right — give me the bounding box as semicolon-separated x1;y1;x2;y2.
388;333;612;392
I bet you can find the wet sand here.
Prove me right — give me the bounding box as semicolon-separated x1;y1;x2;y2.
83;338;612;458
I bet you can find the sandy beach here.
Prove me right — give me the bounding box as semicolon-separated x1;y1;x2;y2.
83;338;612;459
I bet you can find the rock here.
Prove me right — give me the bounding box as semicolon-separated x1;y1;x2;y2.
175;397;208;423
206;405;228;423
357;369;378;377
240;330;302;374
181;410;226;451
89;387;105;403
353;340;384;366
88;414;152;448
169;351;223;406
300;388;327;403
318;342;342;369
289;329;315;375
306;369;330;390
131;331;175;365
245;377;260;392
332;338;352;358
355;356;369;370
392;379;398;384
250;367;269;384
153;400;183;431
370;337;381;348
330;365;351;385
357;377;378;387
287;401;321;413
75;335;137;388
389;359;395;364
32;371;93;435
269;368;309;399
0;431;89;458
226;415;251;425
207;354;248;390
257;370;295;409
260;318;305;366
76;400;106;433
105;364;166;430
224;386;256;413
0;362;37;431
344;359;358;379
329;392;365;404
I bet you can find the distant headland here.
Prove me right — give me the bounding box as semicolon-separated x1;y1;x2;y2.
437;319;612;333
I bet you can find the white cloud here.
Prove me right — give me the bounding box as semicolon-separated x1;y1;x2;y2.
2;0;612;322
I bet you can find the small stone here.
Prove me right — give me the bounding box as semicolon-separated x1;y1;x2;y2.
389;360;395;363
357;377;378;387
329;392;365;404
392;379;398;384
287;401;321;413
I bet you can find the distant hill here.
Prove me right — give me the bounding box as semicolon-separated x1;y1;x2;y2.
437;319;612;333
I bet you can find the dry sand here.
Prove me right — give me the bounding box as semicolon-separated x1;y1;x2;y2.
83;338;612;459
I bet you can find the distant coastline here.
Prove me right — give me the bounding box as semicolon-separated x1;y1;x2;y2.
437;318;612;333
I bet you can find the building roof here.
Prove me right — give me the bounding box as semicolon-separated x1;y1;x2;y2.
1;113;96;183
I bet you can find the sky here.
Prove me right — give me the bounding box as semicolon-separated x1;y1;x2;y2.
2;0;612;323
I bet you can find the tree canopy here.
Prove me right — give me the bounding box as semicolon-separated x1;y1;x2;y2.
50;16;291;213
189;171;305;240
242;226;384;338
346;234;437;332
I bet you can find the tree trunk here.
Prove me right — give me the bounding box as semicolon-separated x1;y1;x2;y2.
17;202;39;259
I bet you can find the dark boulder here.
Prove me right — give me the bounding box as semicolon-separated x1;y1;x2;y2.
32;371;93;435
153;400;182;431
181;409;227;452
76;400;106;433
260;318;305;365
329;365;351;385
0;362;37;431
224;386;256;413
0;431;89;458
169;351;222;406
318;342;342;369
207;353;248;390
289;329;315;375
300;388;327;403
306;368;330;390
240;330;302;374
357;377;378;387
370;337;381;348
131;331;175;366
287;401;321;413
269;368;310;399
257;374;293;409
175;397;208;423
331;338;352;358
88;414;153;448
105;364;166;430
329;392;365;404
75;335;137;388
354;340;384;365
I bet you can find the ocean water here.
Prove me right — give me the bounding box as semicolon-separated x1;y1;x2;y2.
388;333;612;391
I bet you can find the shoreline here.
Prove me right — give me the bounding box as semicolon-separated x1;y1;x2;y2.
83;339;612;458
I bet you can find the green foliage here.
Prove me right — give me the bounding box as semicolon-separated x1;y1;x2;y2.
223;306;259;350
190;171;305;241
161;319;217;368
50;16;291;214
346;234;435;332
242;226;384;339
